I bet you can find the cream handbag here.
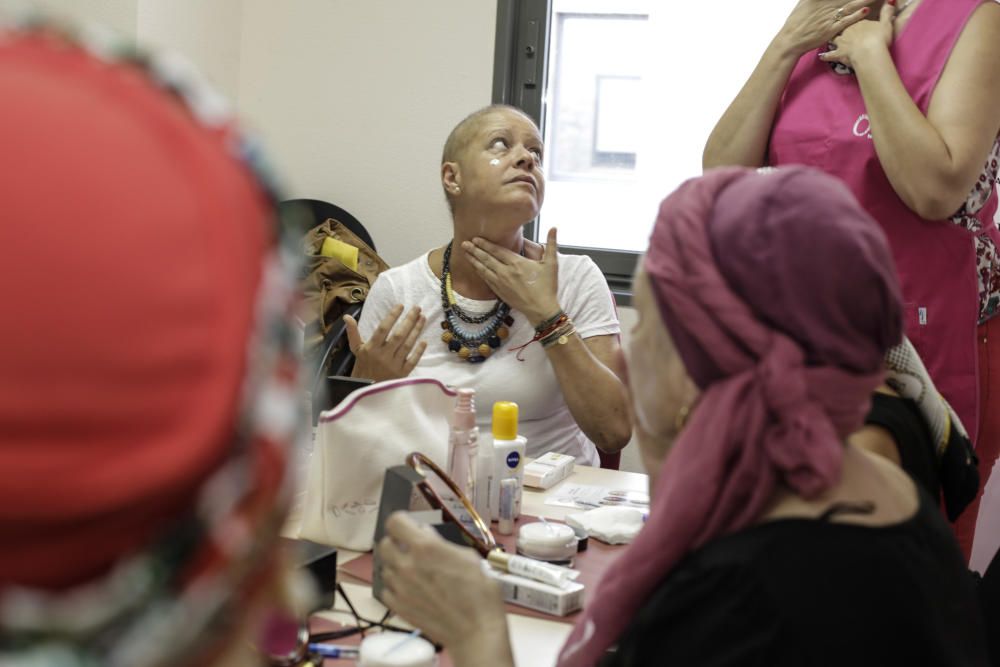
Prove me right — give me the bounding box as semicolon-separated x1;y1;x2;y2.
297;377;455;551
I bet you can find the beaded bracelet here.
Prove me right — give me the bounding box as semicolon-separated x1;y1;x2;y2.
534;312;569;339
534;310;567;335
511;311;572;360
541;322;576;348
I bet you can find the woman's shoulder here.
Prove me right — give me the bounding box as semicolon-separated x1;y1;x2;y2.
370;252;437;291
864;393;941;497
606;549;779;667
555;253;610;295
625;502;986;665
377;251;433;279
555;251;600;273
365;252;438;308
701;489;976;618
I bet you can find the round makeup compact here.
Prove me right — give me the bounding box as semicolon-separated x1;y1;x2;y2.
516;521;578;564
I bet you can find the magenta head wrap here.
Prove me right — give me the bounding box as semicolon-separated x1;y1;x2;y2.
558;166;903;666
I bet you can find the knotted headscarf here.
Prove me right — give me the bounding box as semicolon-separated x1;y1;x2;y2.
558;166;903;666
0;21;301;667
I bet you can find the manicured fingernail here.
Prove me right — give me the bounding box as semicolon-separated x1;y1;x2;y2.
887;0;895;5
862;6;870;13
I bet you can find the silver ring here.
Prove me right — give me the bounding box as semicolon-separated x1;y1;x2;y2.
834;7;845;20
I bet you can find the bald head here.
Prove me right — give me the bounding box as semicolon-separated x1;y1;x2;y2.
441;104;535;164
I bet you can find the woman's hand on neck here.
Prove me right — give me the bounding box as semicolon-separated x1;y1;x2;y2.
444;213;527;300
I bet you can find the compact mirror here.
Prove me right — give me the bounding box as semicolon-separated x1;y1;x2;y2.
405;452;497;556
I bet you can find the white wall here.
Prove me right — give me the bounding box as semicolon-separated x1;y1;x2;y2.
237;0;498;267
10;0;496;268
14;0;137;35
9;0;242;99
136;0;244;101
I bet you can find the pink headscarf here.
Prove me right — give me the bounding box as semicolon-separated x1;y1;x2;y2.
558;166;903;666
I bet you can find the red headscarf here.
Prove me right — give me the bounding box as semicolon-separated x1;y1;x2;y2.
558;166;903;666
0;23;300;666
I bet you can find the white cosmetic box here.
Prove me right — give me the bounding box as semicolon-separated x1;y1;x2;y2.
523;452;575;490
484;566;585;616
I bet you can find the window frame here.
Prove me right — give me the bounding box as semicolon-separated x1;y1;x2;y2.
492;0;638;305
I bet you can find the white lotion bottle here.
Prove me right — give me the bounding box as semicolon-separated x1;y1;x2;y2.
489;401;526;521
474;429;494;521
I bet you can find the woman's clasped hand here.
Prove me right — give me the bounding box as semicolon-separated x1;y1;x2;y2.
820;0;895;68
779;0;877;54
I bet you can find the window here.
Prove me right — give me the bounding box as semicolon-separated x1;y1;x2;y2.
494;0;795;301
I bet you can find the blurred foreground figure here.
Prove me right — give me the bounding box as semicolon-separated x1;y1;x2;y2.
0;20;304;667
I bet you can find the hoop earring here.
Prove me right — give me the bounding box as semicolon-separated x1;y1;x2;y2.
674;404;691;432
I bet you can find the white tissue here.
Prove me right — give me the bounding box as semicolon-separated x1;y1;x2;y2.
566;506;645;545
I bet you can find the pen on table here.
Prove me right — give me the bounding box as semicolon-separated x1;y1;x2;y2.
307;643;360;659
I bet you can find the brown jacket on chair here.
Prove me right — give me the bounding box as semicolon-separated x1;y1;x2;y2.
300;219;388;365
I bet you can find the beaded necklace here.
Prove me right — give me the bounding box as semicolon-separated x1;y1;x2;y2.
439;241;514;363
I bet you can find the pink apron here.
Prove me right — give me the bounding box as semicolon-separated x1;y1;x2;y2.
770;0;1000;445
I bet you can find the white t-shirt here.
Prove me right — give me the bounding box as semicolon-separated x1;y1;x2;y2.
358;251;620;466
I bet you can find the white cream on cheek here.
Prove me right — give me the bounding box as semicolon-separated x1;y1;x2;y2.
490;158;501;166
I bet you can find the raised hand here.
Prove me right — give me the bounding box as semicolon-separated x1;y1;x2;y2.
343;304;427;382
378;513;511;664
820;0;895;69
461;227;562;328
778;0;876;55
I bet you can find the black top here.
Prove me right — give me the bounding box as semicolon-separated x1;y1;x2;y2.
865;392;981;522
979;548;1000;666
865;392;940;499
603;492;989;666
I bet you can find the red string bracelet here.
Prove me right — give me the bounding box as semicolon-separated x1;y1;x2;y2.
511;313;570;361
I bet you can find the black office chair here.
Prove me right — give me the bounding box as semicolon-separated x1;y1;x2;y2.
279;198;377;252
309;301;370;424
286;197;380;422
